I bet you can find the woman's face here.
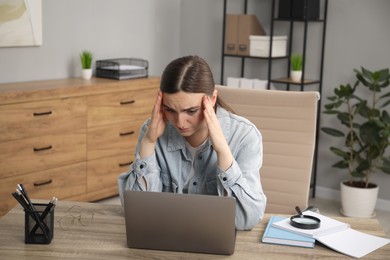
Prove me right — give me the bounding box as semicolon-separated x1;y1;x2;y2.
162;90;216;138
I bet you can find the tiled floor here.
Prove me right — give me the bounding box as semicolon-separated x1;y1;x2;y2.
97;195;390;238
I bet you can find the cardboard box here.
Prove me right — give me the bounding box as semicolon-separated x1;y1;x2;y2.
225;14;239;55
249;35;288;57
224;14;265;56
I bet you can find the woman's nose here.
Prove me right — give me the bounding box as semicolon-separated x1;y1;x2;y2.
176;113;186;128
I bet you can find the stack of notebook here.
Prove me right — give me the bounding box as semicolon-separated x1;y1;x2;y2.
262;216;315;248
266;211;390;258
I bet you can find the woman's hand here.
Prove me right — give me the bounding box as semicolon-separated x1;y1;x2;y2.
203;96;233;171
140;91;166;158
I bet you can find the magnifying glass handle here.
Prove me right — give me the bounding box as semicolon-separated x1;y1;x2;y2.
295;206;303;216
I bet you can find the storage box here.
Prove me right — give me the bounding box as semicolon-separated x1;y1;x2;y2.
278;0;320;20
224;14;266;56
96;58;148;80
249;35;287;57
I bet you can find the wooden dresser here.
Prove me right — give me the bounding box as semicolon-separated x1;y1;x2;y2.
0;77;159;216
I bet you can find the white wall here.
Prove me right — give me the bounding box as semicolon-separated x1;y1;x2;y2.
1;0;389;203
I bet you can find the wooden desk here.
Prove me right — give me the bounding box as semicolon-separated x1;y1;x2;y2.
0;201;389;259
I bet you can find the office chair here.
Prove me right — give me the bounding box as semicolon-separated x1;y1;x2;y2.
216;85;319;214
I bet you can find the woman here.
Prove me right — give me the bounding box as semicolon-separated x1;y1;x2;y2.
118;55;266;230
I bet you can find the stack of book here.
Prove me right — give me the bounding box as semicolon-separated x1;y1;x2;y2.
263;211;390;258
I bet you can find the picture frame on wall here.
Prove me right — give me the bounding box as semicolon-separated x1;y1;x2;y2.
0;0;42;47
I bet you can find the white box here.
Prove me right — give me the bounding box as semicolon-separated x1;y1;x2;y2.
240;78;254;89
249;35;287;57
226;77;240;88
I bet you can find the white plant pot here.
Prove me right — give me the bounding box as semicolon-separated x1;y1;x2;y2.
340;181;378;218
290;70;302;82
82;69;93;80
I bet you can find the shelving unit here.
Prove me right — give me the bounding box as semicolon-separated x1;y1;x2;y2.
220;0;328;197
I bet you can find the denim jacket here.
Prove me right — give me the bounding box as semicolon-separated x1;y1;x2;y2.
118;107;267;230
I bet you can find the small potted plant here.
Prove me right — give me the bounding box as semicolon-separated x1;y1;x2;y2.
321;66;390;218
80;50;93;80
290;53;303;82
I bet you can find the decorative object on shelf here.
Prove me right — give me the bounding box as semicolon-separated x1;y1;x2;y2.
278;0;320;20
224;14;265;56
80;50;93;80
95;58;148;80
249;35;287;57
290;53;303;82
321;67;390;218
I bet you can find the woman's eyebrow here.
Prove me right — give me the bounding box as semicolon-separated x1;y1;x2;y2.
162;104;200;112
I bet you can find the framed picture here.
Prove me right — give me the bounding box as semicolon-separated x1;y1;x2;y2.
0;0;42;47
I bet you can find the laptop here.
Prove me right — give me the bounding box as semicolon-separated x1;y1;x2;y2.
123;190;236;255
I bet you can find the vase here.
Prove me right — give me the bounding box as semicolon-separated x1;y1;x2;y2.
82;69;93;80
340;181;378;218
290;70;302;82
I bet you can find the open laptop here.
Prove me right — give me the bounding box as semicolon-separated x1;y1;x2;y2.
123;190;236;255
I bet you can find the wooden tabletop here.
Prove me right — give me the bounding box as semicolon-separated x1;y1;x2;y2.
0;200;389;259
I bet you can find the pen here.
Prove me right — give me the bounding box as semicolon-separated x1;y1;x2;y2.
16;184;49;239
30;197;57;234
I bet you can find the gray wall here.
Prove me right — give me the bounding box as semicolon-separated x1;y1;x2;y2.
0;0;181;83
1;0;389;203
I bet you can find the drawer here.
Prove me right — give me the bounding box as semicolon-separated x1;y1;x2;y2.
0;131;86;178
0;162;86;217
87;121;141;160
87;153;133;192
87;88;155;127
0;97;86;142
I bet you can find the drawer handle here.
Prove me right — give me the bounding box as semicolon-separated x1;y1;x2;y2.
119;131;135;136
239;44;247;51
119;161;133;167
33;145;52;152
33;111;52;116
33;179;53;187
120;100;135;105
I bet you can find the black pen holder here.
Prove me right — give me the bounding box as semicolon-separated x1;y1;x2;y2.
24;203;54;244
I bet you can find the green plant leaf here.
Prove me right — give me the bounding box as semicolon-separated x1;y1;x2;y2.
330;147;349;159
321;127;344;137
332;160;349;169
360;121;381;145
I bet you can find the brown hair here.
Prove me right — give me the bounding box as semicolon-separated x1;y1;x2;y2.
160;55;214;95
160;55;233;112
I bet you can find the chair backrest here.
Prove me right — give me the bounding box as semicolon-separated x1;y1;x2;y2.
216;85;319;214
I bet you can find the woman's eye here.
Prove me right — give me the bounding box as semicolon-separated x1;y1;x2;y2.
164;107;175;113
187;109;198;115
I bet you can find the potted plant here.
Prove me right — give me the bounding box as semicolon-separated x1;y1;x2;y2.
80;50;93;80
321;66;390;217
290;53;303;82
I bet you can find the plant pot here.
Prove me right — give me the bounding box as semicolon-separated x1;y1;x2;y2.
82;69;92;80
290;70;302;82
340;181;378;218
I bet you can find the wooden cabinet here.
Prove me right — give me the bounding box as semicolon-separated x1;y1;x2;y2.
0;77;159;216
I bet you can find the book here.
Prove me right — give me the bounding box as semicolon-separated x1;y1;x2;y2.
272;210;350;238
272;211;390;258
262;216;315;248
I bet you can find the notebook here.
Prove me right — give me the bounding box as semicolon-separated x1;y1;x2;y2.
262;216;315;248
272;210;390;258
123;190;237;255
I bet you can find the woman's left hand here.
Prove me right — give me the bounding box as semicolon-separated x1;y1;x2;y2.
203;96;233;171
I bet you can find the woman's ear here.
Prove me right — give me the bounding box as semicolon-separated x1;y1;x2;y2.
211;89;218;106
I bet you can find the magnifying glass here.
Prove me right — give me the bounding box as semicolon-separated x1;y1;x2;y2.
290;206;321;229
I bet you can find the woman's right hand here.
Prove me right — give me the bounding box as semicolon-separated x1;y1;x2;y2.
139;91;166;158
